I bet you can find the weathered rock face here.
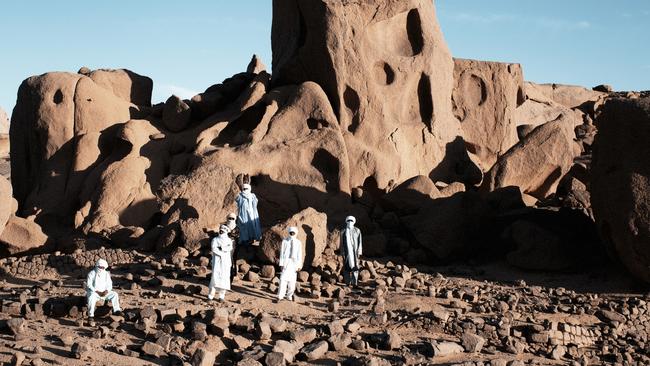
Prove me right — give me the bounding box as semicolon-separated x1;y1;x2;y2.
482;113;581;200
526;83;606;110
503;209;601;271
591;97;650;282
382;175;441;215
74;119;169;236
258;207;327;267
87;68;153;106
453;58;525;170
0;215;50;255
398;187;526;261
158;82;353;250
0;107;8;134
9;71;148;230
515;82;585;129
272;0;460;190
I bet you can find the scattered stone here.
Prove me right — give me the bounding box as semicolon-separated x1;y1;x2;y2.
71;342;90;359
260;265;275;279
191;347;216;366
431;341;464;357
291;328;317;344
383;331;402;350
461;332;485;353
551;345;567;360
142;341;166;357
255;321;272;340
329;333;352;351
300;341;329;361
7;318;25;335
264;352;286;366
272;340;300;363
233;335;253;350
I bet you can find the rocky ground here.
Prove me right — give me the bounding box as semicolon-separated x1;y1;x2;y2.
0;247;648;366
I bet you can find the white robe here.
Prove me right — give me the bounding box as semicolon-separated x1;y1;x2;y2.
279;237;303;282
210;234;233;291
341;226;362;270
86;268;113;295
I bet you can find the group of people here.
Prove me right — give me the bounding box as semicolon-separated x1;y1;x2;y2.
206;183;364;303
85;183;363;318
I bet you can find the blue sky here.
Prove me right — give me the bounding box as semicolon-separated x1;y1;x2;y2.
1;1;648;117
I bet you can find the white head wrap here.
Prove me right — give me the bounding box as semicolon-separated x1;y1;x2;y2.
219;224;231;234
96;258;108;269
242;183;252;191
345;216;356;224
288;226;298;235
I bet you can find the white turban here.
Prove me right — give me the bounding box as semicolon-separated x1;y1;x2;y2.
288;226;298;234
96;259;108;268
242;183;252;191
345;216;356;224
219;224;231;233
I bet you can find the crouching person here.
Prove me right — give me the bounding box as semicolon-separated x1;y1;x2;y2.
277;227;303;302
86;259;121;320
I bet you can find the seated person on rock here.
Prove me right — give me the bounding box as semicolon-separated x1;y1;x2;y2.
86;258;122;320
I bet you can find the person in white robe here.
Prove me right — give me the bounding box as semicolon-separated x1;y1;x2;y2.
277;226;303;302
86;258;121;319
340;216;363;286
208;224;234;302
236;183;262;244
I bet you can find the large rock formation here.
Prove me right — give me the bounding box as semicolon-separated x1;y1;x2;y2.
482;113;581;200
272;0;461;190
9;70;151;232
452;58;525;170
591;97;650;282
157;82;356;250
2;0;614;275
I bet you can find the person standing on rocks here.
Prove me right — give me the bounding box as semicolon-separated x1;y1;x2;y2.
225;212;240;281
208;224;234;302
236;183;262;245
86;259;122;320
341;216;363;286
277;227;303;302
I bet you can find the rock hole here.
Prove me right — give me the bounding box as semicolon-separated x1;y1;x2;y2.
374;62;395;85
517;86;526;106
462;74;488;107
311;148;340;192
406;9;424;55
53;89;63;104
417;73;434;130
307;118;328;130
344;86;361;133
